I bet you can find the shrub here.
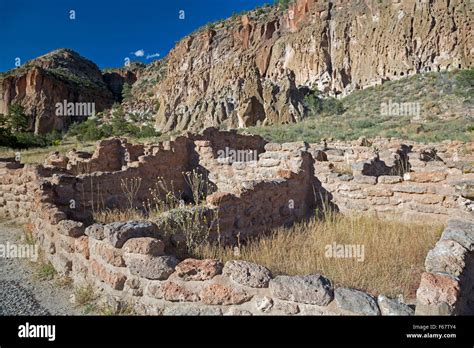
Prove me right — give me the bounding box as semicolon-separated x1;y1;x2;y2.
74;285;96;306
321;97;345;115
121;82;133;102
455;68;474;104
13;132;47;148
305;90;345;117
351;119;375;129
67;119;110;141
136;125;159;138
304;93;323;115
36;262;57;280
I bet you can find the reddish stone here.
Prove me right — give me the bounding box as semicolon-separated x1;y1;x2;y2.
206;192;234;206
277;169;295;179
92;240;125;267
75;236;90;259
405;172;447;183
162;281;200;302
90;259;127;290
416;272;460;306
175;259;223;281
200;284;252;305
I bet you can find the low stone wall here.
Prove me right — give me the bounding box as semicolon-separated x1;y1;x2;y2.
313;139;474;223
416;219;474;315
197;141;318;242
30;216;416;316
1;131;474;315
0;161;52;224
46;137;193;223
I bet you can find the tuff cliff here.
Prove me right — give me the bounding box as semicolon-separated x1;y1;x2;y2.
138;0;473;132
0;1;472;135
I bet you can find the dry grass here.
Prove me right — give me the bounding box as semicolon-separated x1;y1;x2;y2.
74;284;96;306
197;212;443;299
93;208;145;224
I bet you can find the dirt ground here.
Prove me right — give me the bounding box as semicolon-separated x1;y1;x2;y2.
0;219;81;315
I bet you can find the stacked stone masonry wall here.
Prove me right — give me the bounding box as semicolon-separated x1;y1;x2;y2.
0;130;473;315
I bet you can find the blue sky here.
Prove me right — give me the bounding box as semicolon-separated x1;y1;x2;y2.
0;0;270;72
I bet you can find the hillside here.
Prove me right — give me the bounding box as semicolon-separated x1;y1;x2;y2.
0;49;116;134
130;0;473;132
245;69;474;143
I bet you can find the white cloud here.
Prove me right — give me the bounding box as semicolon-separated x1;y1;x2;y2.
146;52;160;59
132;49;145;57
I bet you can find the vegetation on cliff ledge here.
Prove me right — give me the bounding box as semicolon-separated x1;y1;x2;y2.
246;69;474;144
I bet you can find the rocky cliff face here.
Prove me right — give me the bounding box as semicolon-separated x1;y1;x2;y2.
1;1;472;135
0;49;118;134
103;62;145;100
142;0;473;132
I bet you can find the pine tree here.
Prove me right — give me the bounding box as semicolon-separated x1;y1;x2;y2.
110;105;127;135
7;104;28;132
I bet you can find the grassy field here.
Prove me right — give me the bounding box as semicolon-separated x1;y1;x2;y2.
0;139;97;164
198;212;443;300
244;69;474;144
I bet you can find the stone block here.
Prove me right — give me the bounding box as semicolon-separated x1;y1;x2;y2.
223;260;272;288
200;284;252;305
269;274;333;306
175;258;223;281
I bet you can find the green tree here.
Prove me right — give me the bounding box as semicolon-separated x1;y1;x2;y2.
0;113;13;147
110;105;127;135
305;92;323;115
7;104;29;132
304;90;345;117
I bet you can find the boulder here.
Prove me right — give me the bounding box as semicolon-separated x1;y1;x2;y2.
415;272;460;315
56;220;85;238
84;223;106;240
441;219;474;251
161;281;200;302
425;240;468;277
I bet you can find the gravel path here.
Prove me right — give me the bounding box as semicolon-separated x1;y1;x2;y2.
0;219;80;315
0;280;50;315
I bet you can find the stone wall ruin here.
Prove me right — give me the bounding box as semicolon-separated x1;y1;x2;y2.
0;129;473;315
